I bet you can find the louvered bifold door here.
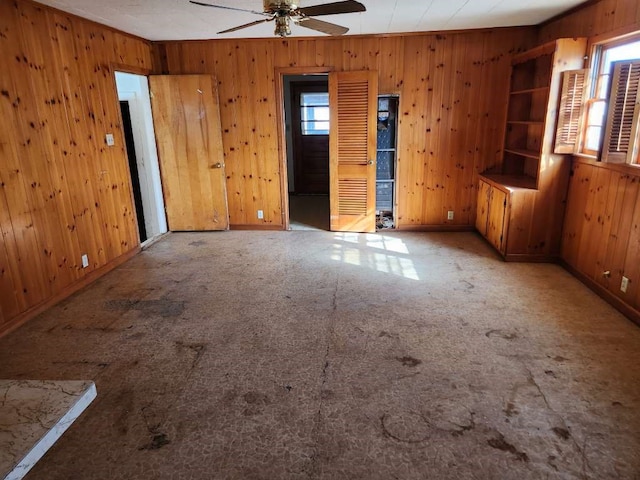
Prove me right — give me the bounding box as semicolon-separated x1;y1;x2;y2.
555;69;588;154
601;60;640;164
329;71;378;233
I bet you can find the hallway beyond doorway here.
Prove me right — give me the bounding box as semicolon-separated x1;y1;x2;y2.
289;194;329;231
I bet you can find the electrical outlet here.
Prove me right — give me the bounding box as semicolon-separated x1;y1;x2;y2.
257;210;264;219
621;276;630;293
105;133;115;146
81;254;89;269
447;210;454;220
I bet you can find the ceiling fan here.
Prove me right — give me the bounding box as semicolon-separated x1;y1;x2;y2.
189;0;366;37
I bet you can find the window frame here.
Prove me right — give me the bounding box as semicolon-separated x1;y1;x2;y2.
299;92;330;136
581;33;640;163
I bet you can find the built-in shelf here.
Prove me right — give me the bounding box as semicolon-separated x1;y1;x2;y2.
504;148;540;159
477;38;587;260
511;42;556;64
510;86;550;96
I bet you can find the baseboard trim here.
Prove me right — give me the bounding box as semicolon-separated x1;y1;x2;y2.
395;225;476;232
0;247;141;339
560;260;640;327
504;254;559;263
230;224;284;231
141;232;170;250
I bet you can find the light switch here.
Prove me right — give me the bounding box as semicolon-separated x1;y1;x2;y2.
105;133;115;146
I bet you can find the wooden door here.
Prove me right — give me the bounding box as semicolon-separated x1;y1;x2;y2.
487;187;508;254
329;71;378;233
149;75;228;231
291;81;330;194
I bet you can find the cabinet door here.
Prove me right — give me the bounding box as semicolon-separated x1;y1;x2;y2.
476;180;491;236
487;188;508;254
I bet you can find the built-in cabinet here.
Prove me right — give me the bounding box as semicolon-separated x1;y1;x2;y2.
476;176;537;257
477;38;587;261
476;180;507;253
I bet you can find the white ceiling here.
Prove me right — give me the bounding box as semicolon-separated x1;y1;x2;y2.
34;0;587;41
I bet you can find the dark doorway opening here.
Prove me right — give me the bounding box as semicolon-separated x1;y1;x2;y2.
291;81;329;194
120;101;147;242
285;76;330;230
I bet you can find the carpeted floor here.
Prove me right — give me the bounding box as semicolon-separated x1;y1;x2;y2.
1;231;639;479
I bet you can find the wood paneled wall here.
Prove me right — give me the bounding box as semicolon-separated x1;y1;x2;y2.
562;160;640;318
540;0;640;321
539;0;640;42
155;28;535;228
0;0;153;335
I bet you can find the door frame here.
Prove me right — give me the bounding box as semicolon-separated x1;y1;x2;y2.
290;79;330;195
111;64;168;247
275;66;333;231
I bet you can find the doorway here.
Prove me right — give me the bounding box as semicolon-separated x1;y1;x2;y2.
119;101;147;242
284;74;330;230
114;72;167;245
376;95;399;230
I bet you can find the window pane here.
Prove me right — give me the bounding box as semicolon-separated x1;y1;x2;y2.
585;126;602;151
301;92;328;106
597;74;610;99
599;40;640;99
300;92;329;135
587;100;606;127
301;106;330;122
302;121;329;135
603;41;640;72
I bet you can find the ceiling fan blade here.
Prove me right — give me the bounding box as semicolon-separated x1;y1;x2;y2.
297;0;365;17
189;1;268;17
218;17;274;34
295;17;348;36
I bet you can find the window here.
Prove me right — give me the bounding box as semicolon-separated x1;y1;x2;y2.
583;38;640;160
601;60;640;164
300;92;329;135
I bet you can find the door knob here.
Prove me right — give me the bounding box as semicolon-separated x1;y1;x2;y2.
368;160;374;165
212;162;224;169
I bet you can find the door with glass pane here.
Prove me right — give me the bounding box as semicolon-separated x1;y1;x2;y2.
291;81;330;194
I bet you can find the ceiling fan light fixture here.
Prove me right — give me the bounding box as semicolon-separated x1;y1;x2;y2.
274;15;292;37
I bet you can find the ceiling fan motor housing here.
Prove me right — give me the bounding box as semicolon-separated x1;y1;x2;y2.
264;0;299;13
